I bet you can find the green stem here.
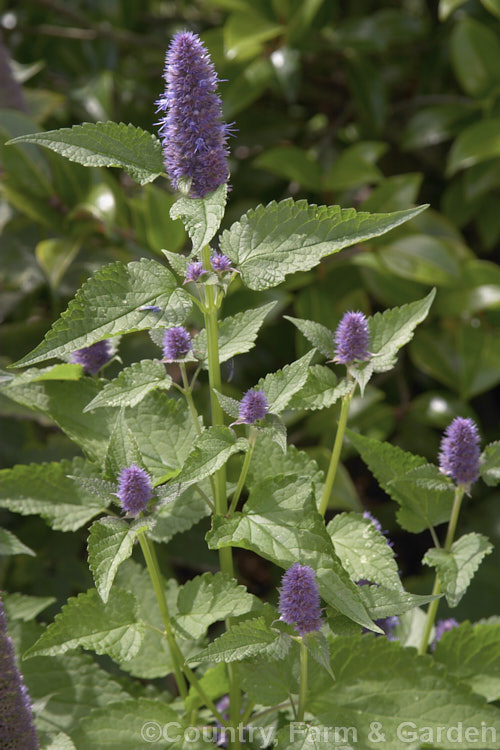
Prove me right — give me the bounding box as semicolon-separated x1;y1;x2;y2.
418;485;465;655
137;532;188;699
180;362;202;437
228;427;257;517
298;640;308;722
318;389;354;517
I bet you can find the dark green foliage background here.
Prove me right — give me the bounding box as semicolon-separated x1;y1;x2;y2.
1;0;499;625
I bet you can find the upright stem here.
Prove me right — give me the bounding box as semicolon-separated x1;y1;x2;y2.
228;427;257;517
318;388;354;517
298;640;308;722
137;532;188;699
418;485;465;655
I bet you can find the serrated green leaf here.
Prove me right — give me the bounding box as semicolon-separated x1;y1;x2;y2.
170;183;227;257
149;483;211;544
13;259;191;369
284;315;335;358
287;367;350;412
480;441;500;486
258;350;314;413
207;475;380;632
105;412;144;480
0;527;35;556
347;431;455;533
239;644;299;705
84;360;173;411
7;122;164;184
259;413;287;453
304;631;335;680
74;698;182;749
2;593;55;622
307;636;500;750
24;588;145;663
424;533;493;607
0;458;110;531
188;617;292;664
175;426;248;485
369;289;436;372
448;118;500;175
327;512;401;590
220;198;428;290
358;583;439;619
214;389;240;419
43;732;77;750
88;519;138;603
434;622;500;702
184;662;229;715
275;723;331;750
0;363;83;385
173;572;256;639
193;301;277;367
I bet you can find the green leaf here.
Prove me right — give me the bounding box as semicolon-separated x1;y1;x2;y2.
258;350;315;413
105;413;144;480
184;662;229;715
170;183;227;257
149;484;211;544
239;645;298;705
24;588;145;663
74;698;182;750
84;360;173;411
451;19;500;98
1;593;55;622
424;533;493;607
378;237;459;286
254;145;323;191
480;442;500;486
207;475;380;632
220;198;428;290
0;458;110;531
482;0;500;19
434;622;500;702
325;141;387;191
284;316;335;358
214;389;240;419
1;363;83;384
175;426;248;486
88;519;138;603
173;572;256;639
287;367;350;412
448;119;500;175
307;636;500;750
327;512;401;590
439;0;468;19
357;583;439;619
188;617;291;664
7;122;164;184
13;259;191;368
347;430;455;533
369;289;436;373
0;527;35;556
193;302;277;366
303;631;335;680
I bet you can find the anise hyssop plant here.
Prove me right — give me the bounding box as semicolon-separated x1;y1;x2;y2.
1;29;500;750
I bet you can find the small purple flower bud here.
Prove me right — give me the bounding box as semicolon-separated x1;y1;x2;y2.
278;563;323;636
438;417;481;486
0;598;40;749
69;339;113;375
431;618;459;651
334;311;370;365
117;464;152;516
210;252;233;273
184;261;204;284
238;389;268;424
375;615;399;641
162;326;192;360
156;31;230;198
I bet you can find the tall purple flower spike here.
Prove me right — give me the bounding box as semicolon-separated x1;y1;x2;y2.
156;31;230;198
334;311;370;365
238;389;268;424
431;618;459;651
162;326;192;360
439;417;481;486
117;464;152;516
0;597;40;749
69;340;113;375
278;563;323;636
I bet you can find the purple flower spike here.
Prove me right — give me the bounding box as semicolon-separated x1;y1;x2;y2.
210;252;233;273
431;618;459;651
375;615;400;641
0;598;40;749
439;417;481;486
279;563;322;636
117;464;152;516
238;389;268;424
156;31;230;198
184;261;204;284
334;311;370;365
70;339;113;375
162;326;192;360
